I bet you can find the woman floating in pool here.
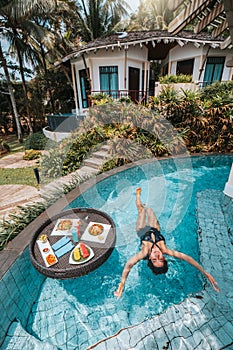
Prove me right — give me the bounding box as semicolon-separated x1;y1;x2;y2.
114;188;220;298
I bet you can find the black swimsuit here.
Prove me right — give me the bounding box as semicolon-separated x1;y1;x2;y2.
137;226;165;260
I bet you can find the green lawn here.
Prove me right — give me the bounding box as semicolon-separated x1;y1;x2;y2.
0;167;37;187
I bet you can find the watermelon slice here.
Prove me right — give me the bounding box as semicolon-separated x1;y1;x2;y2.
79;243;90;259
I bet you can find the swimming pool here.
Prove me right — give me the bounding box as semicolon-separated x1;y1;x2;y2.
22;155;232;350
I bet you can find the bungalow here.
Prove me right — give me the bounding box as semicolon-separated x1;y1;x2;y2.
56;30;233;114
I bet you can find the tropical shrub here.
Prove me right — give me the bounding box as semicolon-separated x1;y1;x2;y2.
23;150;42;160
24;131;49;150
40;146;66;179
150;83;233;153
199;81;233;101
159;74;193;84
41;85;233;179
90;93;114;105
117;96;132;103
99;158;127;172
40;126;107;179
40;102;188;178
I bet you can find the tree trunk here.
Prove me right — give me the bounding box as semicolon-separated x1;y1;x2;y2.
15;36;34;134
40;44;55;113
0;43;23;143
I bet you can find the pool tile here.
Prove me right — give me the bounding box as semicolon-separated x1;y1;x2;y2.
115;328;131;347
151;327;170;349
92;341;108;350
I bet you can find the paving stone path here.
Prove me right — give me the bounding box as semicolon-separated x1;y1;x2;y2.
0;145;110;219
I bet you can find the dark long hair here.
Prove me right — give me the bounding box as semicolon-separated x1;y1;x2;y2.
147;259;168;275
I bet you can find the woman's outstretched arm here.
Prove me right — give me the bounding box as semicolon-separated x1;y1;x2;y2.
164;246;220;292
114;251;145;298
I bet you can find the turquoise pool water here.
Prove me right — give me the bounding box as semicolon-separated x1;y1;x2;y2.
25;155;232;349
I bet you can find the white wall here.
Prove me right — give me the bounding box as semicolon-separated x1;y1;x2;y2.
168;43;233;83
72;45;148;93
169;43;205;81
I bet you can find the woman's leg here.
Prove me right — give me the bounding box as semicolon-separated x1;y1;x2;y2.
135;188;146;231
147;208;160;231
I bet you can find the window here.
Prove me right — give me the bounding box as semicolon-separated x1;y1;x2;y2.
176;59;194;75
203;57;225;86
99;66;118;98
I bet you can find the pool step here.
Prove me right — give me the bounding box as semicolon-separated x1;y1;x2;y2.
1;321;58;350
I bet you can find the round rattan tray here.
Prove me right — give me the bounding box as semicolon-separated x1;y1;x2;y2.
29;208;116;279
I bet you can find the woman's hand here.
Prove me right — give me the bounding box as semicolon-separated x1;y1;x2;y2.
114;282;124;298
205;272;220;292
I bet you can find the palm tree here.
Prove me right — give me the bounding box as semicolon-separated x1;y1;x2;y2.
0;0;58;140
74;0;130;42
0;0;56;17
128;0;175;31
31;1;78;113
0;42;23;141
3;16;45;134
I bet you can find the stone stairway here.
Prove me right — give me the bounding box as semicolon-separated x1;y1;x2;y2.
82;144;111;169
39;143;111;199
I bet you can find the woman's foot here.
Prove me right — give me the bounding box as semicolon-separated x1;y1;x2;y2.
136;187;145;211
136;187;141;195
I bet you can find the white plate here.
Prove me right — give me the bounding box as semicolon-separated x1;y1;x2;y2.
81;222;111;244
51;218;81;236
36;239;58;267
69;243;94;265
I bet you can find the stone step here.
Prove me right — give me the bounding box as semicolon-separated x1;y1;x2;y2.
83;157;104;169
82;144;110;169
76;165;98;176
92;149;109;159
99;144;110;151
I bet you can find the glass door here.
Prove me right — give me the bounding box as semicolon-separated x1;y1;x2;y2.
203;57;225;86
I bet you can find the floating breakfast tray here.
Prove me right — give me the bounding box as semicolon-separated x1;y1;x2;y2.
30;208;116;279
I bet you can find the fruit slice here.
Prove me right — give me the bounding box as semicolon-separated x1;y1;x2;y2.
73;248;81;261
79;243;90;259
